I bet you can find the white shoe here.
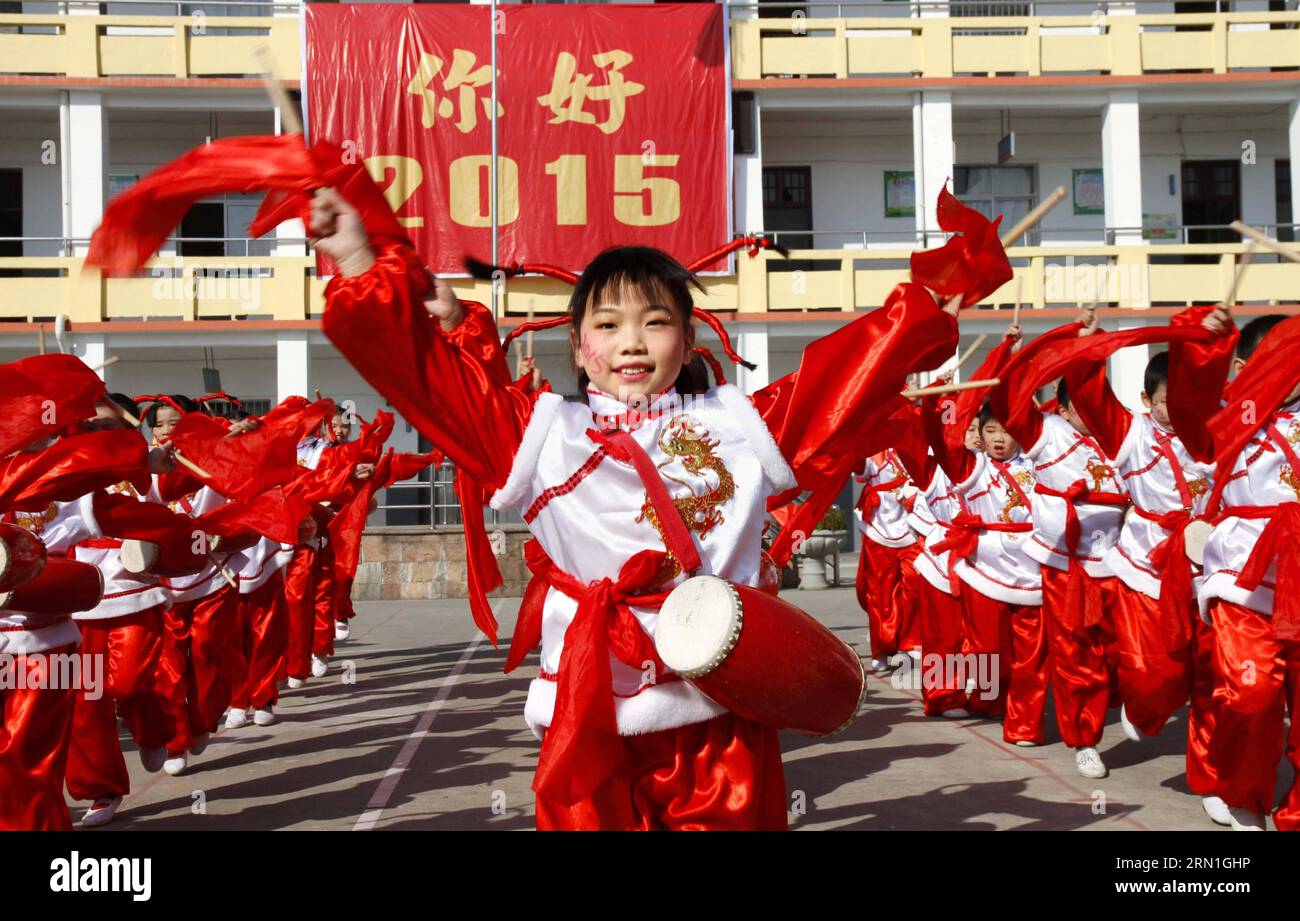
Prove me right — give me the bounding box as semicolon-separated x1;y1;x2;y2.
907;649;922;661
81;795;123;827
334;621;351;641
1119;704;1143;743
253;707;276;727
311;654;329;678
1228;807;1266;831
162;752;188;776
224;708;249;730
189;732;209;756
870;658;892;673
138;745;168;773
1014;739;1040;748
941;708;971;719
286;676;306;689
1075;746;1108;779
1202;795;1233;827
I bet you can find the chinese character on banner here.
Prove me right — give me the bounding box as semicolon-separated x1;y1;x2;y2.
537;50;645;135
408;49;504;134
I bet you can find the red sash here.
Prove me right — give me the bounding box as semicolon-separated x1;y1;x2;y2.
1033;477;1127;629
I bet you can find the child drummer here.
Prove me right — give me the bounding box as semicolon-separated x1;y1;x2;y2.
309;184;967;830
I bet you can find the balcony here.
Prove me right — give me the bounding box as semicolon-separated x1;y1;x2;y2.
3;231;1299;322
0;0;298;81
731;1;1300;81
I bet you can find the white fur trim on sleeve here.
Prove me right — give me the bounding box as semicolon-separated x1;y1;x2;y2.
489;392;565;512
80;493;103;541
714;384;797;493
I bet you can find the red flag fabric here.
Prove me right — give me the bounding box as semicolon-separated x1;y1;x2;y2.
0;430;150;511
1203;314;1300;509
910;186;1015;305
169;398;336;502
0;355;108;457
85;134;410;276
194;487;313;547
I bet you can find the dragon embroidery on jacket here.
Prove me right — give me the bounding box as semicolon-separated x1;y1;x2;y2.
635;414;735;585
999;470;1035;523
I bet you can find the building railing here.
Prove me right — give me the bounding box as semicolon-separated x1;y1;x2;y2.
731;6;1300;79
371;463;523;531
0;7;299;80
2;230;1299;319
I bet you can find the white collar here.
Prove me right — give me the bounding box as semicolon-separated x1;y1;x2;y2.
586;385;682;431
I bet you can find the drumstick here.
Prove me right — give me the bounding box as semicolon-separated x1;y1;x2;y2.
100;399;213;480
89;355;119;374
1012;275;1024;326
902;378;1001;399
951;334;988;374
1228;220;1300;266
1223;241;1257;309
208;553;239;591
1000;186;1067;247
255;45;303;136
38;324;45;355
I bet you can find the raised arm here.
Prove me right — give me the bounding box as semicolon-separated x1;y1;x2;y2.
1060;306;1132;459
315;190;531;492
1167;304;1239;463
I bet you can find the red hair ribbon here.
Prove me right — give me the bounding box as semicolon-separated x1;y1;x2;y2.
686;234;788;273
134;394;189;416
198;391;244;409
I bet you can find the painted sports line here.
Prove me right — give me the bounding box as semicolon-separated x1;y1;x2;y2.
352;600;501;831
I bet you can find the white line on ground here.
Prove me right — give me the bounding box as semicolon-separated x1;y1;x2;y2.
352;610;497;831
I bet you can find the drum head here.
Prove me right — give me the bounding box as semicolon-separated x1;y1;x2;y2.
654;575;742;679
1184;520;1213;567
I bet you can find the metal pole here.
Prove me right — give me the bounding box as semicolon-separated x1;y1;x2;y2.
490;0;499;322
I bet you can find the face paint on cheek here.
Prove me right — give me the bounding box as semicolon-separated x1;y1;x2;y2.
580;334;605;376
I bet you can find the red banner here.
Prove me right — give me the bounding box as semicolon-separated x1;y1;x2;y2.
303;3;729;276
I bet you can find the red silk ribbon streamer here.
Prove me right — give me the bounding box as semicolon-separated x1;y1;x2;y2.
930;513;1033;586
1132;504;1197;650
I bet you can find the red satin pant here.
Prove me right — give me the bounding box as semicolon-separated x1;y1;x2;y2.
1186;616;1220;797
284;545;318;681
231;571;288;712
312;541;337;659
534;713;788;831
857;540;922;659
0;643;77;830
1041;567;1120;749
918;578;969;715
1206;600;1300;828
959;587;1049;743
160;586;244;754
66;606;174;802
1110;583;1193;737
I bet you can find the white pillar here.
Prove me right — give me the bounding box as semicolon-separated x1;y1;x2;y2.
277;331;310;403
76;334;109;385
1289;97;1300;236
735;325;769;395
63;91;106;257
734;96;763;236
913;91;954;247
1109;315;1150;412
1102;91;1143;246
273;105;308;257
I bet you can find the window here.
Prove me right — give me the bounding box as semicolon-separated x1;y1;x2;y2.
953;165;1038;244
1277;159;1293;243
0;169;20;278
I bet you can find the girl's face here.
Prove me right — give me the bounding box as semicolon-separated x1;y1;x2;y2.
981;418;1019;462
151;405;183;442
965;417;983;452
573;283;693;401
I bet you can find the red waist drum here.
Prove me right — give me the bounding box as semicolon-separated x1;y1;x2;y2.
0;557;103;614
120;533;210;578
654;575;866;736
0;522;49;593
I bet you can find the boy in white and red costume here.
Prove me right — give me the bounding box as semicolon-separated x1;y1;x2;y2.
853;448;923;670
1054;307;1236;824
310;184;965;829
1187;312;1300;831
